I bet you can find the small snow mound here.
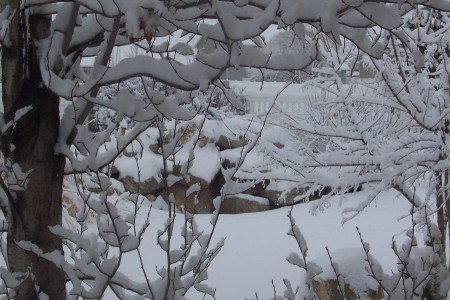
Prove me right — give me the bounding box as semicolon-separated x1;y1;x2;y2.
313;248;381;294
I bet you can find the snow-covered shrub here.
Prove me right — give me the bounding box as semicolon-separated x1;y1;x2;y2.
357;215;449;299
281;208;449;300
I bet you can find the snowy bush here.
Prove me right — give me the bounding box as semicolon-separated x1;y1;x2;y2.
281;208;449;300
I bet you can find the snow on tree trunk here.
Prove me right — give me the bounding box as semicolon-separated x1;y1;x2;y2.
0;3;65;299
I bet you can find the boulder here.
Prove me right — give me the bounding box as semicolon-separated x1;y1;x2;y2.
313;279;357;300
216;134;247;150
116;164;224;214
312;279;383;300
145;195;169;211
220;194;270;214
160;170;224;214
123;147;139;157
257;185;333;207
148;142;160;154
63;194;80;217
198;136;214;148
160;184;214;214
162;121;197;145
120;175;165;195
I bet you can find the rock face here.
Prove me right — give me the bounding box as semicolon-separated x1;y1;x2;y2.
114;122;337;214
117;168;333;214
117;168;334;214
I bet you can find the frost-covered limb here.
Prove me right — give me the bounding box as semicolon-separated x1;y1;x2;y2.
0;267;21;300
46;3;80;75
63;120;152;174
5;171;150;298
149;90;272;292
128;139;156;298
324;247;346;298
132;199;155;299
21;0;432;103
0;178;12;219
283;208;322;300
42;172;156;298
0;5;14;48
153;212;224;299
101;86;227;299
57;15;121;146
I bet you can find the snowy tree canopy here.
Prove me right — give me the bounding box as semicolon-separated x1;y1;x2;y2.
0;0;446;176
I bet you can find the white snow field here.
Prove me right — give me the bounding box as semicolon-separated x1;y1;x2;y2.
116;188;419;299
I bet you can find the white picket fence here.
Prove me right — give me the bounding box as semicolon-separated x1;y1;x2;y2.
53;81;374;117
229;81;333;114
56;81;330;116
229;80;378;114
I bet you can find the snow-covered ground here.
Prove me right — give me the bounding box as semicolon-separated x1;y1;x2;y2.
116;188;418;299
0;171;432;299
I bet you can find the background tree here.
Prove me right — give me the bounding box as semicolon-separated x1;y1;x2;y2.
276;7;450;269
405;8;450;257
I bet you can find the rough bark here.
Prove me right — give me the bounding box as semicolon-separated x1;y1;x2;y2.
436;171;446;262
1;3;66;299
446;169;450;271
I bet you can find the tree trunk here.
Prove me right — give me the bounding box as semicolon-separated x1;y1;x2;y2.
1;3;66;299
436;171;446;262
446;169;450;271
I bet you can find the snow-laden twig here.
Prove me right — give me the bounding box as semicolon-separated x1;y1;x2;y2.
283;207;322;300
